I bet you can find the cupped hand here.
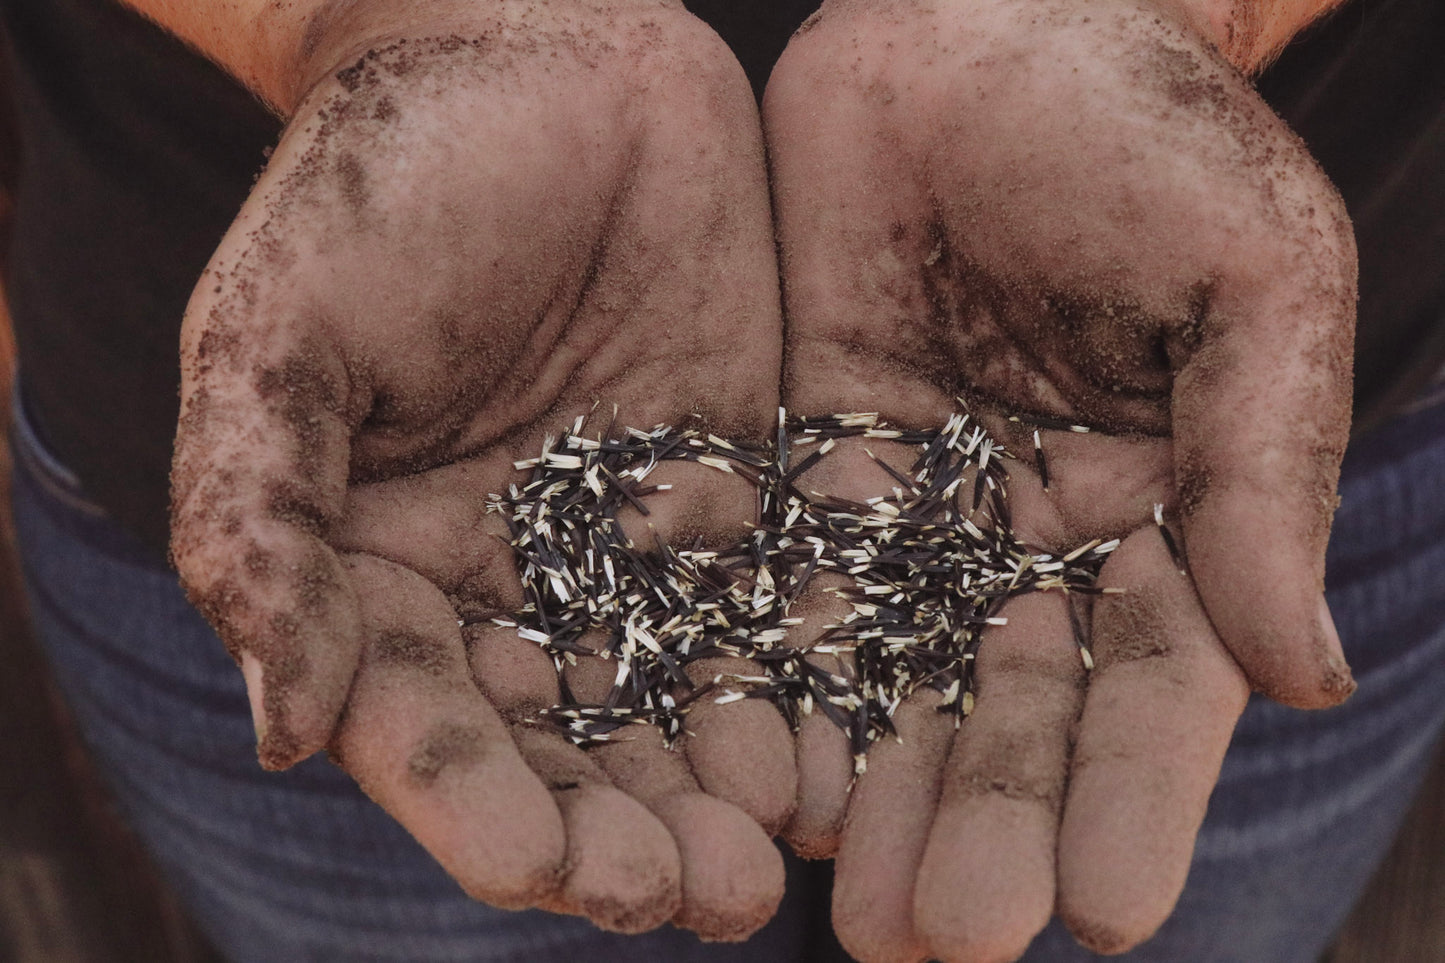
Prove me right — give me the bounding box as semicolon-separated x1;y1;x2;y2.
170;0;794;939
765;0;1356;958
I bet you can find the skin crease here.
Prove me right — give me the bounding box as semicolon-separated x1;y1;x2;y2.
169;0;792;940
765;0;1356;959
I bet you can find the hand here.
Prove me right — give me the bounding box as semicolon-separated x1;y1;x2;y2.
170;0;795;939
765;0;1356;958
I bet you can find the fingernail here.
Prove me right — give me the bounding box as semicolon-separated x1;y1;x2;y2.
241;651;268;743
1317;596;1356;701
1316;595;1343;657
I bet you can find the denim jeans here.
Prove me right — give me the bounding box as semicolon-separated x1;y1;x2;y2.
11;382;1445;963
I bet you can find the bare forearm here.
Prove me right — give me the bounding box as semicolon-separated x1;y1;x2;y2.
1162;0;1348;71
114;0;318;113
115;0;491;115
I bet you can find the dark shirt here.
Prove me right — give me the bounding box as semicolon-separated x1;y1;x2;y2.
0;0;1441;561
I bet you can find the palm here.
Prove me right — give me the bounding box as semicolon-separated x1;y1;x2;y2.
171;2;792;939
766;0;1357;959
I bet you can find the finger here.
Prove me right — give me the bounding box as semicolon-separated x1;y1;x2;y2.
589;728;787;942
510;727;683;933
915;591;1085;963
328;554;565;908
564;642;786;942
678;656;797;835
786;709;853;859
171;324;360;770
1173;234;1356;708
777;441;943;860
781;572;855;859
466;624;684;933
832;689;955;963
615;459;799;835
1056;528;1250;954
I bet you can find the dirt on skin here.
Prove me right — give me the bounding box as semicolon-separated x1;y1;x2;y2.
1057;532;1250;952
172;0;782;793
507;729;683;934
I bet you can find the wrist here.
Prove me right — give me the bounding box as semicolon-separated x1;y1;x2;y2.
280;0;496;115
120;0;506;117
1151;0;1346;72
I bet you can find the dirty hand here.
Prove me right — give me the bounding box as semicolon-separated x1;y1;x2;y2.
169;0;794;939
765;0;1355;958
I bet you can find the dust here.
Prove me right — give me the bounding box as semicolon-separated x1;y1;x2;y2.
407;720;492;787
1092;586;1174;668
374;630;451;675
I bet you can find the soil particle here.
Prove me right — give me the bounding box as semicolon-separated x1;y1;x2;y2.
375;630;451;675
1174;451;1212;519
407;721;492;787
951;732;1066;810
183;575;247;661
253;343;346;483
257;648;309;769
551;784;681;934
266;478;330;537
1092;585;1174;667
243;545;273;578
371;94;397;121
335;150;369;213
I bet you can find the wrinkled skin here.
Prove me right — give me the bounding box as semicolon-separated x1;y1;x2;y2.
170;0;797;940
765;0;1356;959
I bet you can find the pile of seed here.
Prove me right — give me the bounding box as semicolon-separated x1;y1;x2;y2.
487;407;1119;772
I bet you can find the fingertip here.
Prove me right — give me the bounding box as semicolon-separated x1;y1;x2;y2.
1234;598;1354;710
782;711;851;859
1182;490;1353;711
1057;908;1152;957
832;889;930;963
250;647;355;770
1251;653;1355;710
1296;596;1356;707
914;803;1054;963
831;694;954;963
656;794;785;942
1056;530;1248;957
552;784;682;933
915;594;1077;963
405;724;567;909
509;730;682;933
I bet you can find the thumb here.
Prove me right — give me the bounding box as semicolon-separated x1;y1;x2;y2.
1172;228;1356;709
171;306;361;768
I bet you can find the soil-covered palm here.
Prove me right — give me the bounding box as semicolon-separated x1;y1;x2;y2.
766;0;1356;959
169;0;793;940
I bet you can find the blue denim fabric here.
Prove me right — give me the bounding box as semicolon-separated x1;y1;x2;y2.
11;381;1445;963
